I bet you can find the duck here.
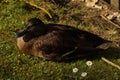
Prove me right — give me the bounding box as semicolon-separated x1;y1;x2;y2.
15;17;112;61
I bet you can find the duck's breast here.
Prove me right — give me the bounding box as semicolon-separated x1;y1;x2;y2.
17;37;33;53
17;37;26;51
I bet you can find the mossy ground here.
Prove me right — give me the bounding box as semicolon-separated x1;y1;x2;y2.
0;0;120;80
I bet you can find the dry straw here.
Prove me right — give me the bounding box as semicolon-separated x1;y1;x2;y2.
19;0;52;18
101;57;120;70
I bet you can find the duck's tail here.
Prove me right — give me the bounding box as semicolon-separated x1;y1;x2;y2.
97;40;112;50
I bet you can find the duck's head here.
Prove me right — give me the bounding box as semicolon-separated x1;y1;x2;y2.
15;17;46;42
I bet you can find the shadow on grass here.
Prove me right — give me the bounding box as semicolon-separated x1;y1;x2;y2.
58;47;120;63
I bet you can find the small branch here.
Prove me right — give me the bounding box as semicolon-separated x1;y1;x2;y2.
19;0;52;18
101;57;120;70
100;15;120;29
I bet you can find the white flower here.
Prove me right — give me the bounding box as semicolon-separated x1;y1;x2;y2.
72;68;79;73
86;61;93;66
81;72;87;77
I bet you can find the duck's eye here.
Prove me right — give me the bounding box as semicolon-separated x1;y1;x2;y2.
25;21;32;27
26;26;35;32
26;26;32;31
25;23;32;31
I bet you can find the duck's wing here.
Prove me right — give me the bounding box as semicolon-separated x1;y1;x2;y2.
33;30;77;60
66;28;112;48
33;24;112;60
47;24;112;48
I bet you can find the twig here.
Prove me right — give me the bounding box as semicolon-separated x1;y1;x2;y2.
19;0;52;18
101;57;120;70
100;15;120;29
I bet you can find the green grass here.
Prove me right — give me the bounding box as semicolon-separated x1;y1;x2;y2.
0;0;120;80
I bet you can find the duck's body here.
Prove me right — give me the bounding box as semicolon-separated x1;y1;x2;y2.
16;18;111;61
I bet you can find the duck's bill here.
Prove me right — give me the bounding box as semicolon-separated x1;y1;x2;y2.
15;28;27;38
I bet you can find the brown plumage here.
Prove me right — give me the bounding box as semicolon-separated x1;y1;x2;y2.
15;17;112;61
